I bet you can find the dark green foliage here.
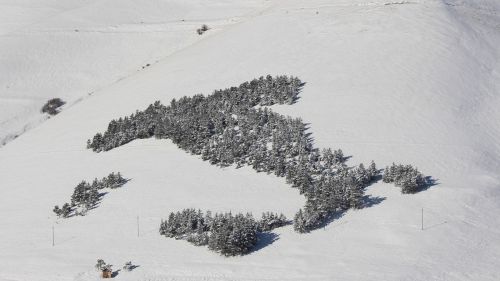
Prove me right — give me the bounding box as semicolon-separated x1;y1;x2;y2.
95;259;112;272
71;181;99;209
208;213;257;256
85;75;390;233
383;163;428;193
160;209;258;256
293;209;307;233
197;24;209;35
42;98;65;115
160;209;288;256
61;203;72;218
54;172;127;218
257;212;288;232
53;205;62;217
90;172;127;190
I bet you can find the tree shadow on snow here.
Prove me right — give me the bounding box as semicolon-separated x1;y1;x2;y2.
115;178;132;189
290;82;306;104
126;265;140;271
419;176;439;192
251;232;280;253
314;210;348;231
362;195;386;208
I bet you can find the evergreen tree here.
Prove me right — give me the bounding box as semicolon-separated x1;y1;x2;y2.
368;160;378;180
53;205;62;217
293;209;307;233
61;203;72;218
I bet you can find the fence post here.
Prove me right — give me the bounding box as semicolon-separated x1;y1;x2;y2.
421;208;424;231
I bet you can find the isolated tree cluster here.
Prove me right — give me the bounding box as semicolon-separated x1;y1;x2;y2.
95;259;112;272
159;209;287;256
41;98;65;115
86;75;427;234
383;163;428;194
197;24;209;35
53;172;127;218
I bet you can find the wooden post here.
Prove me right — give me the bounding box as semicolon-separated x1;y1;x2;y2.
421;208;424;231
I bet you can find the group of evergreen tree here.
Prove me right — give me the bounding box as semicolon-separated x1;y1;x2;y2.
85;75;386;233
383;163;428;194
89;172;128;190
53;172;127;218
257;212;289;232
294;161;378;232
41;98;65;115
159;209;287;256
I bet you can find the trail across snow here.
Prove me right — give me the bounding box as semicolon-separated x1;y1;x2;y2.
0;0;500;280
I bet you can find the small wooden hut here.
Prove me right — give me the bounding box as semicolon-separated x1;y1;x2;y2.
101;269;112;278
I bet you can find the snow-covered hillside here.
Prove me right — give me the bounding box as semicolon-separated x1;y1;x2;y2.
1;0;500;280
0;0;268;145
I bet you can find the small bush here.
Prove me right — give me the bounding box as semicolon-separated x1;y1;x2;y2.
196;24;209;35
42;98;65;115
122;261;137;272
95;259;111;271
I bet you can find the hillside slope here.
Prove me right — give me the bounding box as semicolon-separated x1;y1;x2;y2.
1;0;500;280
0;0;269;145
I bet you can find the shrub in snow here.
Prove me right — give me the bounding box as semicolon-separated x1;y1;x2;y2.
96;259;113;278
41;98;65;115
95;259;108;271
196;24;209;35
122;261;136;272
53;205;62;217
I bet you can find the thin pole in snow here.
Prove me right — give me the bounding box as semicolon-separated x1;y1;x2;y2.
421;208;424;231
52;225;55;246
137;216;140;237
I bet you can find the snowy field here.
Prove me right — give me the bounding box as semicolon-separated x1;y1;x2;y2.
0;0;268;145
1;0;500;280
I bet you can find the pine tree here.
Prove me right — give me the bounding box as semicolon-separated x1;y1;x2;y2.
61;203;72;218
368;160;378;180
53;205;62;217
293;209;307;233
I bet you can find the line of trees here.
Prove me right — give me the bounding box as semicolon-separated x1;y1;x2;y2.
53;172;127;218
159;209;288;256
86;75;425;234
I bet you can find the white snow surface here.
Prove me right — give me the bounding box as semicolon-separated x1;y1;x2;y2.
1;0;500;280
